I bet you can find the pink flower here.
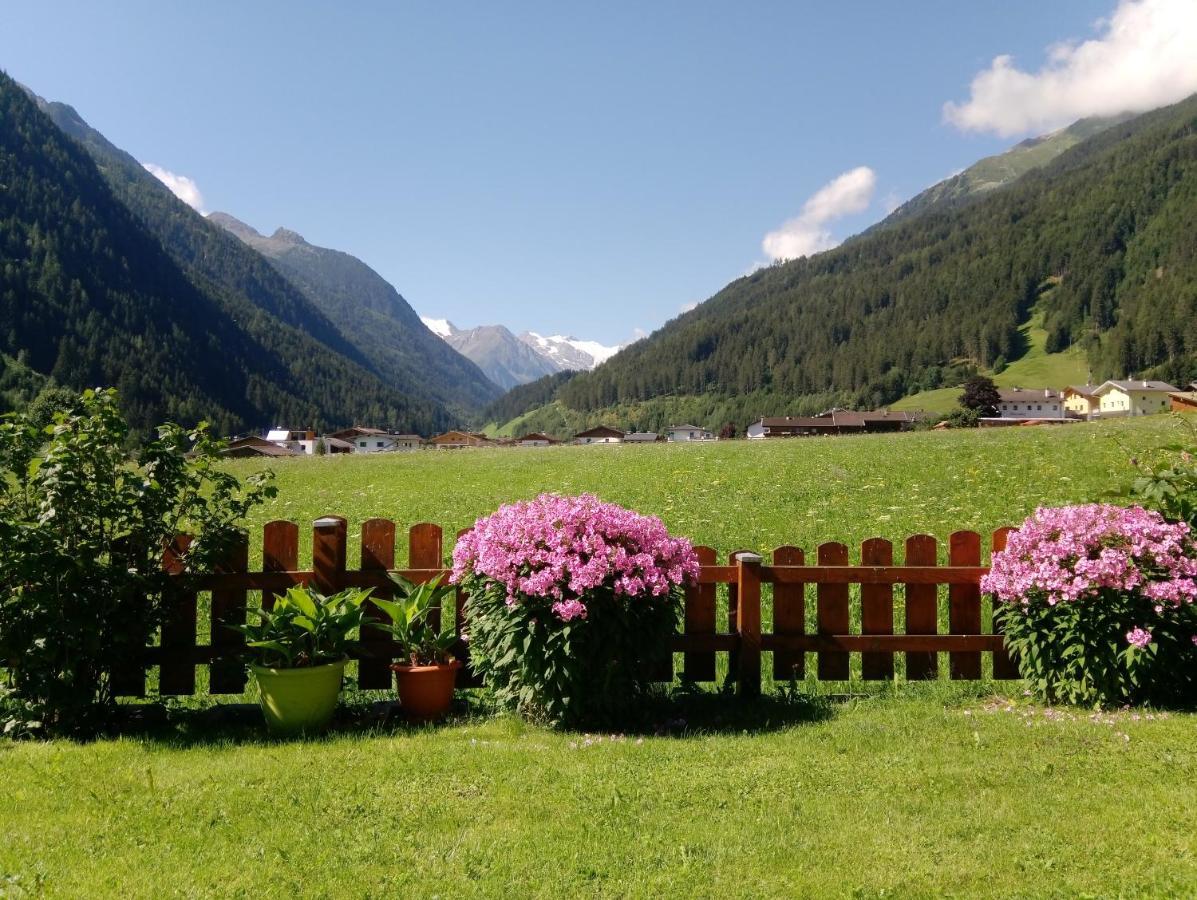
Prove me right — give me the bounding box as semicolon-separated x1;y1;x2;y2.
551;599;588;622
1126;627;1153;649
451;493;700;617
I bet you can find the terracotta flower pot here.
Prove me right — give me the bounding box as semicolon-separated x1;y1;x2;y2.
391;658;462;721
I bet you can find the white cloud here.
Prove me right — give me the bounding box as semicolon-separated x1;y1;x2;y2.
761;166;877;262
142;163;206;212
944;0;1197;137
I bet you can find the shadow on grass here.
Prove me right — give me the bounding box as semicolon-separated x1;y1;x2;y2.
110;683;835;746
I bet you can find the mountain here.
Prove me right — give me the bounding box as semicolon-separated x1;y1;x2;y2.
519;332;622;370
552;93;1197;428
438;324;561;391
419;316;622;388
208;213;501;415
877;113;1134;229
0;71;445;436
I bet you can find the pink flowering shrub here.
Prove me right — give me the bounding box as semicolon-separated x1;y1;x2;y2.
984;504;1197;706
452;494;700;724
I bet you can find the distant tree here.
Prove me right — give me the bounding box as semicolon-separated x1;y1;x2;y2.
719;422;737;440
959;375;1001;418
944;407;980;429
314;436;327;456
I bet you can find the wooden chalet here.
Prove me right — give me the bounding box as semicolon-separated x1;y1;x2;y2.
573;425;626;445
746;409;924;438
1171;391;1197;413
514;432;559;447
428;430;491;450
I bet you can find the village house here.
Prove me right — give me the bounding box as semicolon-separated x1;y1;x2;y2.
1062;385;1100;419
624;432;659;443
1170;390;1197;413
666;424;715;442
428;430;491;450
265;428;319;454
746;409;924;438
1093;380;1180;417
573;425;625;445
514;432;559;447
329;427;424;452
993;388;1065;420
222;435;301;458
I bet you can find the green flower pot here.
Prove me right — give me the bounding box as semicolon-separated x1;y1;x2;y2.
251;659;347;735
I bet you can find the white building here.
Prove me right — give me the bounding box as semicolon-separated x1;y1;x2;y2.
329;427;423;453
994;389;1064;420
666;424;715;442
1093;380;1179;417
573;426;626;445
266;428;317;454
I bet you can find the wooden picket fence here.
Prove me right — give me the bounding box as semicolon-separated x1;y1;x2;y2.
119;516;1022;698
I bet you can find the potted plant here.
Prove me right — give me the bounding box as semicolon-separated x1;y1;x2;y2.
371;575;461;720
236;585;370;734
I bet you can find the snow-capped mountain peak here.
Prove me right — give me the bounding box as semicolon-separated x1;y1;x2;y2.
420;316;458;338
519;332;622;370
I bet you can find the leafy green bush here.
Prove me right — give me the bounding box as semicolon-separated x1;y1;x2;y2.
1129;416;1197;529
235;586;369;669
0;389;274;736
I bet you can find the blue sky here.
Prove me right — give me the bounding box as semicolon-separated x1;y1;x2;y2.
4;1;1195;345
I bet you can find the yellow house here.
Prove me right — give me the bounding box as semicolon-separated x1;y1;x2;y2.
1062;385;1100;418
1093;380;1179;417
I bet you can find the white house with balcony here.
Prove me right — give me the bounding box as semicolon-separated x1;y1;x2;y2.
994;389;1064;420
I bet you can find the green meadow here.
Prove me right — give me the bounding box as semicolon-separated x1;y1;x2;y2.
228;414;1184;565
4;414;1196;898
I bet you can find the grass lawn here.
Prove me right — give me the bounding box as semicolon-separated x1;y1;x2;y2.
2;688;1195;897
4;415;1196;897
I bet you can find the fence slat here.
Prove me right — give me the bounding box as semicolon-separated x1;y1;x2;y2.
816;542;850;679
683;545;718;682
312;516;348;595
904;535;938;680
726;548;751;680
209;531;249;694
261;520;299;611
159;535;197;695
949;531;982;680
990;527;1021;679
861;538;894;680
771;546;805;681
359;519;397;689
409;524;444;630
735;552;762;697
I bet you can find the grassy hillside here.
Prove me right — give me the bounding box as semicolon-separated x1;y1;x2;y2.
225;415;1189;566
893;300;1090;413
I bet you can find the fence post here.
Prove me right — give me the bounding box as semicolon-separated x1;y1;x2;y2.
312;516;348;595
735;551;762;698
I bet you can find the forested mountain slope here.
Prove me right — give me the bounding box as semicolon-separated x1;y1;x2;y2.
0;72;441;435
209;213;500;414
561;94;1197;418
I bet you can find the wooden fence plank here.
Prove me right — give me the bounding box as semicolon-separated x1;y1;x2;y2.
409;524;444;630
359;518;397;689
683;546;718;682
771;546;805;681
726;548;751;680
209;531;249;694
159;535;197;695
904;535;938;681
949;531;983;680
735;552;762;697
990;527;1021;679
261;520;299;612
312;516;348;595
861;538;894;680
816;542;850;680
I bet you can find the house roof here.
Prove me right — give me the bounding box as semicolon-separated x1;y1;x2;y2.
997;388;1062;402
668;424;706;431
574;425;626;438
323;437;355;450
430;430;488;443
1064;385;1100;398
222;441;299;458
625;432;658;441
1098;380;1180;394
756;410;925;430
515;432;558;443
1170;391;1197;406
